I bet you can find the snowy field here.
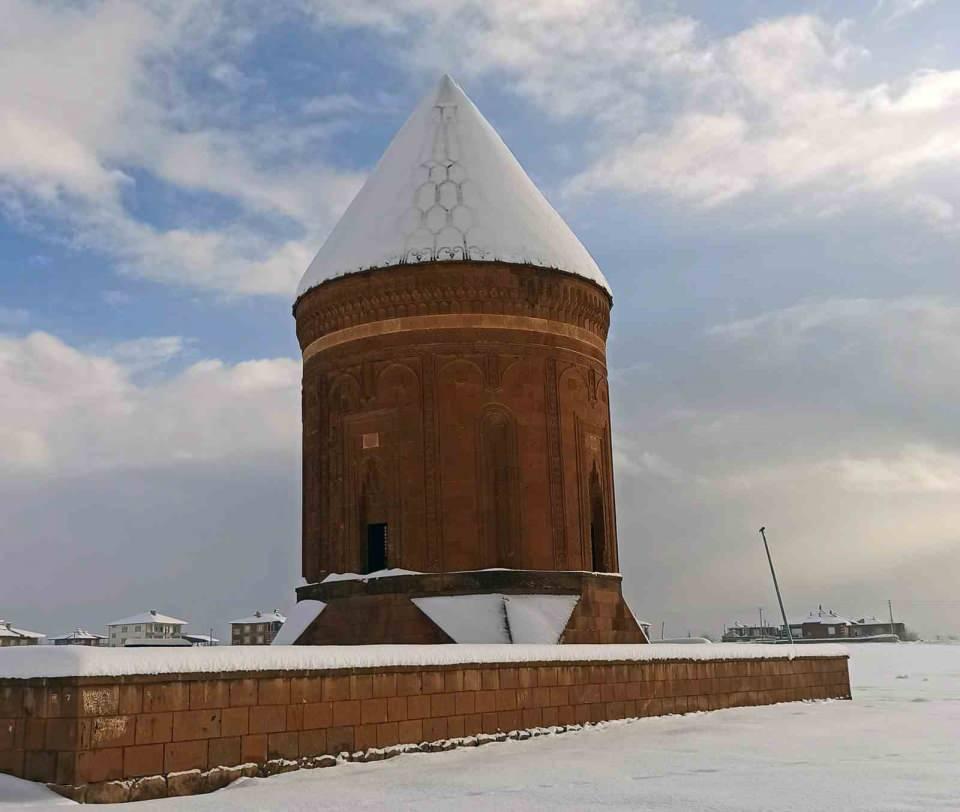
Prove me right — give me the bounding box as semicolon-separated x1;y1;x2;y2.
2;643;957;811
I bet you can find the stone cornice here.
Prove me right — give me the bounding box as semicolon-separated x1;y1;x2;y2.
293;261;612;353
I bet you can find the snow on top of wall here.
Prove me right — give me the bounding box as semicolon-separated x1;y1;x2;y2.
504;595;580;644
296;75;609;300
271;600;326;646
321;569;421;584
0;643;847;680
413;595;511;643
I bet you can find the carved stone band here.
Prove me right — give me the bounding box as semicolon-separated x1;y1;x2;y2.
302;313;607;361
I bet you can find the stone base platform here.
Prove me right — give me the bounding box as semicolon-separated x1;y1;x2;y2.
293;570;648;645
0;644;851;802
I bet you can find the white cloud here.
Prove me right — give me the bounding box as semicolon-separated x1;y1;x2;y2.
0;331;299;477
835;445;960;493
0;0;362;297
567;16;960;224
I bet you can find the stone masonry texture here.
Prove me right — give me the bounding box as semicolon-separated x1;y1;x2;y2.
0;654;851;802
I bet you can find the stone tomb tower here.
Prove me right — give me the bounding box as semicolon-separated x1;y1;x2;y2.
291;76;646;645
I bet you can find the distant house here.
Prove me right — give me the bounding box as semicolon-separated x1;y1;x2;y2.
721;621;782;643
48;629;107;647
181;633;219;647
231;610;286;646
0;620;44;647
106;610;187;647
852;616;907;639
724;606;907;642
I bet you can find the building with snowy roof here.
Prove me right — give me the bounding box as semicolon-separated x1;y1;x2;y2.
48;629;107;647
105;610;187;648
231;610;286;645
288;75;646;646
0;620;44;647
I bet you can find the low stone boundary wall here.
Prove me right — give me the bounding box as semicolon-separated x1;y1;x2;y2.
0;649;850;803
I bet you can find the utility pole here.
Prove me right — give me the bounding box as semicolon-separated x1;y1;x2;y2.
759;527;793;645
888;600;894;624
661;621;665;641
759;607;764;632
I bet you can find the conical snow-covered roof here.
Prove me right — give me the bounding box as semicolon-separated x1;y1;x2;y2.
296;75;608;299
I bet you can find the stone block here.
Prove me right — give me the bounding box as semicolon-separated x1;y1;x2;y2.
430;693;456;718
229;679;258;707
286;704;304;731
407;695;430;719
397;672;422;696
129;776;168;802
86;780;131;803
350;675;374;700
76;747;124;784
326;725;354;755
124;743;164;777
189;681;230;710
322;675;351;702
463;670;482;692
164;740;208;773
172;709;221;742
422;671;445;694
267;731;299;760
290;677;324;705
221;706;249;737
79;686;119;718
332;700;361;727
361;698;389;725
241;734;266;764
143;683;189;714
258;678;290;706
23;750;56;783
303;701;332;730
118;685;142;716
136;712;173;745
397;719;422;743
422;717;447;741
298;728;327;757
249;705;286;734
167;768;205;797
208;736;241;768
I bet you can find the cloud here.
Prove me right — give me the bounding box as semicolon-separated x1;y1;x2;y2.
0;331;299;477
0;0;362;297
567;16;960;224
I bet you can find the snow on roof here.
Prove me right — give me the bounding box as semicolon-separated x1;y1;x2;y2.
231;610;287;625
271;601;327;646
296;74;609;300
321;569;420;584
181;634;219;644
106;610;187;627
504;595;579;644
0;642;847;680
48;629;106;642
0;621;44;640
413;595;511;643
412;594;580;644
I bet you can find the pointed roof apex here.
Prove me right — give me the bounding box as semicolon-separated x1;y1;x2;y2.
296;75;609;300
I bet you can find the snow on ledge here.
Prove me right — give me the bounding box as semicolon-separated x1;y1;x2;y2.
0;643;847;681
321;569;421;583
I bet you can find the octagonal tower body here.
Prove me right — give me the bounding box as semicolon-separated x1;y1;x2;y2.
292;76;645;645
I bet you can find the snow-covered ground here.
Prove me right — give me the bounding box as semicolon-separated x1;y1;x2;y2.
2;643;957;810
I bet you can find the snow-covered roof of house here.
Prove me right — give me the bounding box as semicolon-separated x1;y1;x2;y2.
181;633;219;644
0;621;44;640
106;610;187;627
801;609;853;625
231;610;287;625
48;629;106;642
296;74;609;300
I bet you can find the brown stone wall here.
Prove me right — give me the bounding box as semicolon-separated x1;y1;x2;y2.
0;654;851;801
293;262;618;582
294;571;648;645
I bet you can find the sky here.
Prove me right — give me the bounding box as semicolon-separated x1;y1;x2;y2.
2;0;959;641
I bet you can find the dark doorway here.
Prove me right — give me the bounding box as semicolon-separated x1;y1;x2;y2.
589;465;606;572
366;523;388;572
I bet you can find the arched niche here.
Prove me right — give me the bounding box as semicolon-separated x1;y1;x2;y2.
478;405;522;568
